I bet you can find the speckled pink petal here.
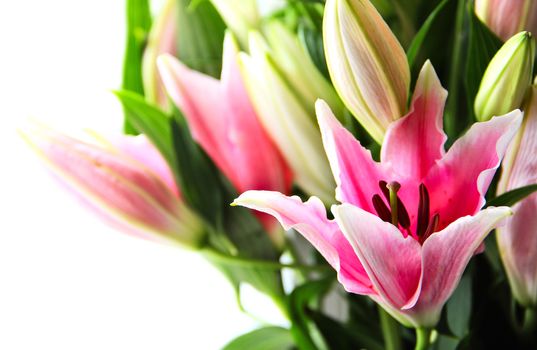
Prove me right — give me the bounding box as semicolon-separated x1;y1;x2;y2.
316;100;389;213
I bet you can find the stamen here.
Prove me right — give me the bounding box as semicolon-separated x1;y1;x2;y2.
386;182;401;226
417;183;430;238
379;181;410;229
397;197;410;229
372;194;392;223
379;180;390;200
421;213;440;243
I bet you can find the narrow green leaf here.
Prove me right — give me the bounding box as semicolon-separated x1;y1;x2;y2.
122;0;152;134
169;110;223;226
464;7;503;118
486;184;537;207
176;0;226;77
113;90;174;163
222;327;295;350
406;0;449;69
298;23;329;79
444;0;466;138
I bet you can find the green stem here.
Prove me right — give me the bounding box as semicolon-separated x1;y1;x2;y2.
379;308;402;350
285;237;308;281
445;0;466;138
522;307;537;336
202;248;330;272
415;328;432;350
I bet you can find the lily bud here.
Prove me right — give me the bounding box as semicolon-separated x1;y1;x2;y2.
21;124;205;249
496;84;537;307
157;32;292;237
323;0;410;144
142;0;177;109
474;32;534;122
475;0;537;41
263;21;344;118
210;0;259;47
238;32;335;203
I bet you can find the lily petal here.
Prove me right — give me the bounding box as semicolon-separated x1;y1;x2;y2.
316;100;388;213
158;34;291;197
333;203;422;310
424;110;522;229
157;54;230;176
21;124;204;247
142;0;177;108
497;85;537;306
382;61;448;181
108;134;179;197
239;37;334;203
497;199;537;306
220;34;292;195
233;190;374;294
411;206;512;326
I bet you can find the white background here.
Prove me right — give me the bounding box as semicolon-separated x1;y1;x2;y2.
0;1;284;349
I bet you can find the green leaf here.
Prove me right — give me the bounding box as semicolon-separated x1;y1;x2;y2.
113;90;174;164
431;334;460;350
222;327;295;350
406;0;449;69
309;310;384;350
176;0;226;77
169;110;223;226
113;90;223;225
464;6;502;115
446;273;472;338
288;278;334;350
486;184;537;207
122;0;152;134
347;294;382;338
206;182;286;305
115;91;285;304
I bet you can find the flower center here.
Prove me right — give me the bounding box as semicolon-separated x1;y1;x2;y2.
372;181;439;244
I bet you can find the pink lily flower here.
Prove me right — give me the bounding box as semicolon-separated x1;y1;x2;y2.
497;84;537;307
21;124;205;248
157;33;292;232
234;61;522;327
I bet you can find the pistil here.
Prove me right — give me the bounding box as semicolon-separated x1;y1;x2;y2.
386;182;401;226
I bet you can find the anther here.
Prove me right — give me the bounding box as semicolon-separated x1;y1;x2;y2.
372;194;392;223
421;213;440;243
417;183;430;238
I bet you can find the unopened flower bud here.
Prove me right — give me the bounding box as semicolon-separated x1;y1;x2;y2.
323;0;410;143
474;31;535;122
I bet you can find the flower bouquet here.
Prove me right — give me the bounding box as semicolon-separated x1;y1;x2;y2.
22;0;537;348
